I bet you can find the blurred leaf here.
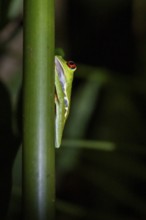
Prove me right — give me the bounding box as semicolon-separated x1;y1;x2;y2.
55;48;65;57
8;0;23;19
62;139;115;151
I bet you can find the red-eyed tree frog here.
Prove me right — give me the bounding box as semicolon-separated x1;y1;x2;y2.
55;56;77;148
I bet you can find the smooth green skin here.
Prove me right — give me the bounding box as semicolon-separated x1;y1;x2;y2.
55;56;77;148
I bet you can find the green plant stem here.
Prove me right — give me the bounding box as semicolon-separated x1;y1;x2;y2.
23;0;55;219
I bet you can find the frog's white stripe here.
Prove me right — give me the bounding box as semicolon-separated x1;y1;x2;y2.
64;88;69;118
55;57;66;88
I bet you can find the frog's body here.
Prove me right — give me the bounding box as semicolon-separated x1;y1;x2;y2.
55;56;77;148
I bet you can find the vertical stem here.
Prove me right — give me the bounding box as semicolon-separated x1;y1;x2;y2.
23;0;55;219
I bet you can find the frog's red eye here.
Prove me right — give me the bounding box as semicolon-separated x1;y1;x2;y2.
67;61;77;70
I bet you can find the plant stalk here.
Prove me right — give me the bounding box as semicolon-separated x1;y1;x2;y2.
23;0;55;219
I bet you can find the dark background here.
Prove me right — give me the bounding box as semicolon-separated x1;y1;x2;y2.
0;0;146;219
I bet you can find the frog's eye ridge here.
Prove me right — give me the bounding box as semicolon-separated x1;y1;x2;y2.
67;61;77;70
